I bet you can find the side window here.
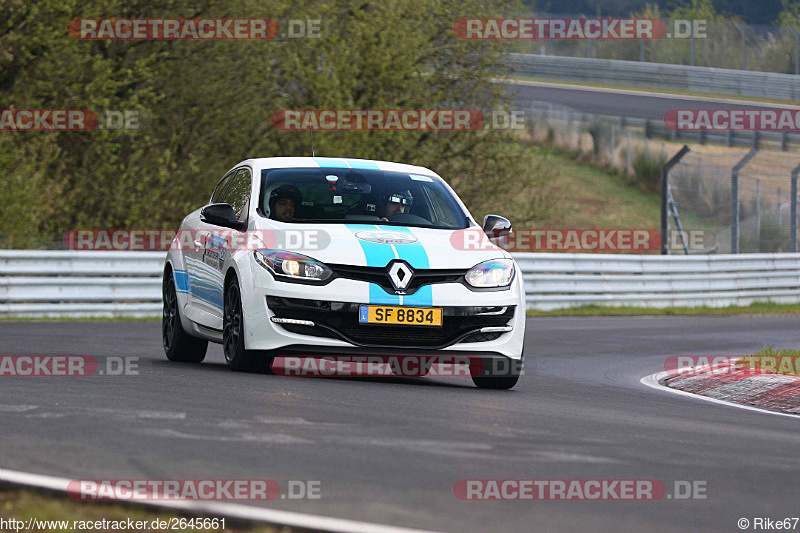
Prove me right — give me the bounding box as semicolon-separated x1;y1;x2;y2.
219;168;251;222
211;171;235;204
425;186;458;226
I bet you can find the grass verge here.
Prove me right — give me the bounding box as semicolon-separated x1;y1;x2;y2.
526;301;800;317
735;346;800;376
0;487;278;533
525;145;662;228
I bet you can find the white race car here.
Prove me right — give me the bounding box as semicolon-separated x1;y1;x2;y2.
162;157;525;389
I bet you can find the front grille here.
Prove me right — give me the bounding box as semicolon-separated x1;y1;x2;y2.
328;263;465;295
267;297;514;349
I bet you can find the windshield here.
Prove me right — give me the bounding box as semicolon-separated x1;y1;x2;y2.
259;167;470;229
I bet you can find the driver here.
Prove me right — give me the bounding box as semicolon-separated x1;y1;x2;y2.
379;190;413;222
268;185;302;222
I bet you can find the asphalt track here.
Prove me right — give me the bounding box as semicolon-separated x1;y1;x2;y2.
1;316;799;533
508;81;800;119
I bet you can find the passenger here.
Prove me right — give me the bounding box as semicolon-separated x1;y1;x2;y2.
379;190;413;222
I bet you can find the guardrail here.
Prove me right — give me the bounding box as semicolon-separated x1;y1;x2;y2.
3;250;800;317
516;252;800;310
0;251;164;317
508;54;800;100
527;101;800;152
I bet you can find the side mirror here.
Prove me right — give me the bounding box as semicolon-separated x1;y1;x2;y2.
483;215;512;240
201;203;245;230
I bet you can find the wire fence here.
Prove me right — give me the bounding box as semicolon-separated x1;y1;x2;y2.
522;103;800;254
668;149;800;253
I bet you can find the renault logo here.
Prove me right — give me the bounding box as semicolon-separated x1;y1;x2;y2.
387;262;413;292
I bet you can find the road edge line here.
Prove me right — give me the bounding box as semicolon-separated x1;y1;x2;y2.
0;467;443;533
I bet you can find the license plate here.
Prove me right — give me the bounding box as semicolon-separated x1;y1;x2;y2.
359;305;442;327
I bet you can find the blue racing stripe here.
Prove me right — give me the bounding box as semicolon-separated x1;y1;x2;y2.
346;224;400;304
377;226;433;307
173;269;190;293
402;285;432;306
378;225;429;269
314;157;349;168
345;159;380;170
369;283;401;305
345;225;396;267
189;279;224;309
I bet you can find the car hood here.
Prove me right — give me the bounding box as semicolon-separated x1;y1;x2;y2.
251;221;510;270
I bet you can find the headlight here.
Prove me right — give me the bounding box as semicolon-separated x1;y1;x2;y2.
465;259;514;288
254;251;333;282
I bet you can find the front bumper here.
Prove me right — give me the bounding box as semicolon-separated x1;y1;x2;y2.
267;297;515;349
239;260;526;359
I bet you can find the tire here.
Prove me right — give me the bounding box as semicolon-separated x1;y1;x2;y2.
223;276;274;373
470;356;522;390
163;269;208;363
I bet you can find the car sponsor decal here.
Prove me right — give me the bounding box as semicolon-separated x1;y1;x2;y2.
354;230;418;245
185;257;224;309
174;267;223;310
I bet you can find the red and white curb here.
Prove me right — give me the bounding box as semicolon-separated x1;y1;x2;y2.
0;467;442;533
641;359;800;419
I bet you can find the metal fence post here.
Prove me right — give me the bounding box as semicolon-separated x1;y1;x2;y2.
661;145;691;255
788;26;800;75
734;23;746;70
756;179;761;249
626;130;632;175
690;35;696;66
731;149;758;253
792;163;800;252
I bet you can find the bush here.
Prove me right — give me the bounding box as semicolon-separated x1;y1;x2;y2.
630;148;668;193
0;0;559;247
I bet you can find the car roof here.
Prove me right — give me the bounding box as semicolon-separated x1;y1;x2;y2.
231;157;440;178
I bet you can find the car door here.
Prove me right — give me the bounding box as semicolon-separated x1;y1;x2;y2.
200;167;252;322
184;169;236;326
